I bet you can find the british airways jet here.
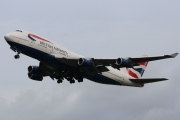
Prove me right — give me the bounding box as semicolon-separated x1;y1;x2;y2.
4;30;178;87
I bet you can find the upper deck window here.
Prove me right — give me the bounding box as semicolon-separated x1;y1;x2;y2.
16;30;22;32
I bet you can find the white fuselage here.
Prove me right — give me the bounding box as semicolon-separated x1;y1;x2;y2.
4;30;142;87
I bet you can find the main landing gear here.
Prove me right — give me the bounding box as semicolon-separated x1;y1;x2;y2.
57;78;63;84
14;54;20;59
70;79;75;84
67;76;83;84
66;77;75;84
50;72;84;84
55;77;79;84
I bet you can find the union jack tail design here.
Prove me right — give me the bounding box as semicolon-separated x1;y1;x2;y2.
126;62;148;79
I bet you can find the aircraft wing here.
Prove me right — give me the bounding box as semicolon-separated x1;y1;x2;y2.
56;57;120;66
55;57;79;67
56;57;110;73
55;53;178;71
129;52;178;63
130;78;168;84
93;53;179;65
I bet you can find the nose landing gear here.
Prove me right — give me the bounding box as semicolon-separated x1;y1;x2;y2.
11;46;21;59
14;51;21;59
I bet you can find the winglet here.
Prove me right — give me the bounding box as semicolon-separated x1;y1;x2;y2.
170;52;179;58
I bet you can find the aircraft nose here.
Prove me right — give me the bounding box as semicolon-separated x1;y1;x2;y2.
4;33;10;41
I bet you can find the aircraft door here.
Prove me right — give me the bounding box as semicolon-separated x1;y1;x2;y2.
29;39;35;46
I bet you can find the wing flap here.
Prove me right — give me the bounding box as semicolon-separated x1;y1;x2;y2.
130;78;168;84
95;65;109;72
56;58;79;67
93;58;116;66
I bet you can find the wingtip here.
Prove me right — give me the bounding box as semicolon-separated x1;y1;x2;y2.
171;52;179;58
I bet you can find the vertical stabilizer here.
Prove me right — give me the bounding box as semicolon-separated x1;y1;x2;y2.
126;62;148;79
121;55;149;79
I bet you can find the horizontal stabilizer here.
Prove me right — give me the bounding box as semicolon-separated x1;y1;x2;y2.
130;78;168;84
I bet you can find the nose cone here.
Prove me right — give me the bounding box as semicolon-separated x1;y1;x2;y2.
4;33;10;41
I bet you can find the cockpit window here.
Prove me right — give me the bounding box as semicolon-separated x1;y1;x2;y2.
16;30;22;32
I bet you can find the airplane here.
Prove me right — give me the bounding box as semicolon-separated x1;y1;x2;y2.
4;30;178;87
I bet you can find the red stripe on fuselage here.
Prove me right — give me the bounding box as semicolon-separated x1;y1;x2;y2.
28;34;52;43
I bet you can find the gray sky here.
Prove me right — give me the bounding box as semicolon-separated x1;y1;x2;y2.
0;0;180;120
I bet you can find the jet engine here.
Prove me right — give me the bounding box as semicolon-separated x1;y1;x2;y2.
78;58;93;67
28;73;43;81
28;66;43;81
28;66;41;75
116;58;133;68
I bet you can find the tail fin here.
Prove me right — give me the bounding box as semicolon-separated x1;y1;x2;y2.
126;62;148;79
122;55;148;79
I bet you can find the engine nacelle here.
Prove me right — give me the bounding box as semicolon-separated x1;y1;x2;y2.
28;73;43;81
28;66;41;75
78;58;93;67
116;58;133;68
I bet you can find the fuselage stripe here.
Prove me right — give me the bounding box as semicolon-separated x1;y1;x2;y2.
28;34;52;43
